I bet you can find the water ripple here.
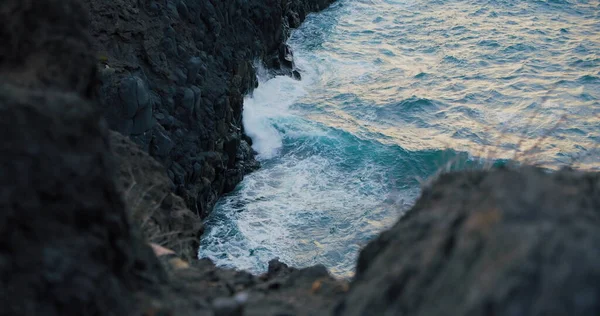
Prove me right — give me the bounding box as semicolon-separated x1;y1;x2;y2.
200;0;600;277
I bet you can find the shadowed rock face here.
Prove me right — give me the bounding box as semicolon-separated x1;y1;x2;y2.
110;131;203;261
0;84;166;316
87;0;338;277
84;0;336;218
0;1;165;314
0;0;97;96
337;167;600;316
0;0;346;315
156;259;348;316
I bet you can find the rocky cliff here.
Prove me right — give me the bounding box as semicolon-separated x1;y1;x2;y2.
2;0;600;315
0;0;345;315
0;2;166;312
85;0;336;218
336;167;600;315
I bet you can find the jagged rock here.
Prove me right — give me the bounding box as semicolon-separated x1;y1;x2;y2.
132;104;155;135
162;258;348;316
152;126;176;157
119;76;150;118
180;87;196;111
0;0;350;315
337;167;600;316
84;0;337;217
0;2;166;312
266;259;297;279
187;57;205;84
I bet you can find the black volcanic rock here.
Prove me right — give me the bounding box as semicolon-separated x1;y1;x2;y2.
337;167;600;316
0;1;167;314
0;0;97;96
110;131;203;261
84;0;336;217
159;258;348;316
0;84;166;316
5;1;599;316
0;0;347;314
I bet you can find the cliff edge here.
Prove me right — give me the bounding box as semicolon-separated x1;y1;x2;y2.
85;0;336;219
338;167;600;316
1;0;599;315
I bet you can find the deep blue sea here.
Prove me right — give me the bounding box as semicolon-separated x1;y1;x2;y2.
200;0;600;277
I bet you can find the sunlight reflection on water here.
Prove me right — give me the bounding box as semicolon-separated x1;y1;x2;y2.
199;0;600;277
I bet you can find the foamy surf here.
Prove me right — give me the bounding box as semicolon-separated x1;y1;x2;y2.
199;0;600;277
242;64;313;160
199;53;418;276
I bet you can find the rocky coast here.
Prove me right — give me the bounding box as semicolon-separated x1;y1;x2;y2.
0;0;599;315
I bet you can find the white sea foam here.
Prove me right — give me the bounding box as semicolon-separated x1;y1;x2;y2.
199;23;418;277
200;0;600;277
200;55;417;274
199;146;416;275
242;63;312;160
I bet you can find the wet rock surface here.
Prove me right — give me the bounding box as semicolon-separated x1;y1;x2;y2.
338;167;600;316
84;0;336;218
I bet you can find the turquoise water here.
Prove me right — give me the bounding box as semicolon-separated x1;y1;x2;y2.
200;0;600;277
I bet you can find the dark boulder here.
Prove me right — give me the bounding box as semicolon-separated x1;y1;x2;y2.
160;258;348;316
0;0;97;96
119;76;151;118
0;1;168;314
0;84;165;316
338;167;600;316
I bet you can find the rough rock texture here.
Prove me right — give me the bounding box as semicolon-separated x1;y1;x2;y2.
109;130;348;314
6;0;600;315
0;84;167;316
337;167;600;316
0;1;167;315
152;258;348;316
0;0;97;97
0;0;347;315
111;131;203;261
0;82;346;316
84;0;336;217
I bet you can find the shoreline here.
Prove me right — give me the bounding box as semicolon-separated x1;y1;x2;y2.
87;0;338;259
2;0;600;315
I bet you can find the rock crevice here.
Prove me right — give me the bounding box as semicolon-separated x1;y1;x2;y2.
3;0;600;315
86;0;336;218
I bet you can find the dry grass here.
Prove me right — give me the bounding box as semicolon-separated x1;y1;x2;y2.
120;165;201;262
417;89;599;190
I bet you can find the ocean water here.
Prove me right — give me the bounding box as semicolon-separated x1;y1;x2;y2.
199;0;600;277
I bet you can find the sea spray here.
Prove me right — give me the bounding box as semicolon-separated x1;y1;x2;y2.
200;55;420;276
242;63;311;159
200;0;600;276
